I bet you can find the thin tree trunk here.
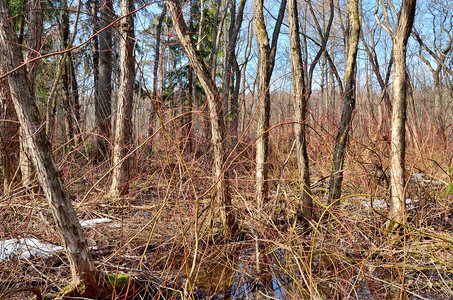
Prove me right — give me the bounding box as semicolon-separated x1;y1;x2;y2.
96;0;114;159
0;82;21;193
149;4;166;149
61;0;80;147
253;0;286;210
110;0;136;197
230;53;241;145
376;0;417;232
91;0;99;136
328;0;360;202
287;0;312;220
221;0;246;118
0;3;104;296
20;0;43;188
239;20;253;134
168;0;237;236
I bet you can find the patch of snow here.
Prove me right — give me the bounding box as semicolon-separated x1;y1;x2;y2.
80;218;112;228
411;173;426;182
362;198;387;209
0;238;63;262
359;198;418;210
410;173;444;186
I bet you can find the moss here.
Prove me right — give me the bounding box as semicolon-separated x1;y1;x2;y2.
106;273;131;288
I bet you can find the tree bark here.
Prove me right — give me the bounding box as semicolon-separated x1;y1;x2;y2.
376;0;417;231
253;0;286;210
221;0;246;138
61;0;81;147
149;4;166;150
287;0;312;220
0;2;104;296
168;0;237;236
0;81;21;193
230;53;241;146
21;0;43;188
95;0;114;159
110;0;136;197
328;0;360;202
91;0;99;137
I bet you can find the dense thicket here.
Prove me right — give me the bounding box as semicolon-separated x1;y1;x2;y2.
0;0;452;298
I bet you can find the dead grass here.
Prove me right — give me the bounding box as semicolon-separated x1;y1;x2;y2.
1;96;452;299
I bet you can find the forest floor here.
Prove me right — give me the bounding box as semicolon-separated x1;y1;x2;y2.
0;138;452;299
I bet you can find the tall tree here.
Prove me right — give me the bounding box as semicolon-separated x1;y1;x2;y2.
168;0;237;236
375;0;417;231
21;0;43;188
110;0;136;196
221;0;246;145
61;0;81;146
95;0;114;159
149;3;166;146
286;0;334;220
0;81;20;193
253;0;286;210
0;1;105;296
328;0;360;201
287;0;313;220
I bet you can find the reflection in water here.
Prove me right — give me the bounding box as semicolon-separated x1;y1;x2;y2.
190;247;452;299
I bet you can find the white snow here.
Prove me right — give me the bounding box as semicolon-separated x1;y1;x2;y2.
0;238;63;262
79;218;112;228
358;198;418;210
410;173;444;186
0;218;114;262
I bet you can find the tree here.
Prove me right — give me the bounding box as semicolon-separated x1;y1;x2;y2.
328;0;360;202
149;3;166;148
0;80;20;193
288;0;312;220
221;0;246;145
168;0;237;236
375;0;417;231
110;0;136;196
0;1;105;296
61;0;81;146
21;0;43;188
253;0;286;210
360;16;393;141
413;1;453;145
95;0;115;159
287;0;334;220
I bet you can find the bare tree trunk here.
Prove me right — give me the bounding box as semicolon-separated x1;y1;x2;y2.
230;53;241;145
21;0;43;188
110;0;136;197
149;4;166;150
91;0;99;135
0;82;21;193
26;0;42;90
328;0;360;202
376;0;417;231
0;3;104;296
168;0;237;236
96;0;114;159
287;0;312;220
253;0;286;210
239;20;253;134
221;0;246;136
208;0;223;81
61;0;80;147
